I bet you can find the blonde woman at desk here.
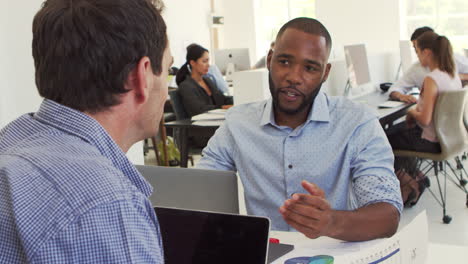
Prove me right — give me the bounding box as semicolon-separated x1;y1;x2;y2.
175;43;232;118
387;31;462;206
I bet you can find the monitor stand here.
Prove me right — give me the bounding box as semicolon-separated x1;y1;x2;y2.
225;62;236;83
343;78;351;97
394;62;402;81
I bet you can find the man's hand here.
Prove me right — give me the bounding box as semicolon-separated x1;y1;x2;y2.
279;180;335;239
398;94;418;104
390;91;417;104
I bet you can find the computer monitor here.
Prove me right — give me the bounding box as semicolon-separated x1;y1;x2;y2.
214;48;251;76
400;40;417;74
343;44;371;95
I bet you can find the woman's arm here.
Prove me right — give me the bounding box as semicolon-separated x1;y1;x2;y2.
407;76;438;127
205;77;233;109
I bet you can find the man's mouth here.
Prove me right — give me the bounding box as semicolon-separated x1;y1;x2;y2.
279;88;302;101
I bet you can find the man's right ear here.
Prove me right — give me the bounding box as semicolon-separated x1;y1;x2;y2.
266;49;274;70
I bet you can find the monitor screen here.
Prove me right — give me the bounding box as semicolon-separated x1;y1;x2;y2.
214;48;251;75
400;40;416;73
155;206;270;264
344;44;371;88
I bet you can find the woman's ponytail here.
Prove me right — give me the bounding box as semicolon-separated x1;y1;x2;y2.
434;36;455;77
176;62;190;85
417;32;456;77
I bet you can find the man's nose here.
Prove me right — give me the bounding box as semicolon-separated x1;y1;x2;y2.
285;65;302;85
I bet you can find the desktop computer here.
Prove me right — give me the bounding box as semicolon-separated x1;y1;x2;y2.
214;48;251;82
399;40;416;74
343;43;372;97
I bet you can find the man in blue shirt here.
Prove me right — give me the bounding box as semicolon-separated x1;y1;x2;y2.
0;0;172;262
197;18;402;242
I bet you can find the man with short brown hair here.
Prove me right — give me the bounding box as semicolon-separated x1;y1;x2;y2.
0;0;172;262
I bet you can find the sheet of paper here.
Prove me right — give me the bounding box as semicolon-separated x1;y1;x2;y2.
207;109;228;114
272;211;429;264
191;113;225;121
192;120;224;126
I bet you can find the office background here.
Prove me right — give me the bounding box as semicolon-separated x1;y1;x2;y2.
1;0;467;162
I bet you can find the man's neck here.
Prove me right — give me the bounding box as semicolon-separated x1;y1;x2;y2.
274;108;309;129
86;109;137;153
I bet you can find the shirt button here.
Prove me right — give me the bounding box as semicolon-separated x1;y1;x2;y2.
288;164;293;169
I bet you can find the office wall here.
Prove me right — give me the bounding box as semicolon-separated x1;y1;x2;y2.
218;0;402;96
217;0;258;65
316;0;401;96
0;0;145;164
162;0;212;68
0;1;8;127
0;1;41;127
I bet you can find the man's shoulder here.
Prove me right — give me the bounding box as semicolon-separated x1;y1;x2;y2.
225;100;267;120
1;126;133;209
328;95;376;121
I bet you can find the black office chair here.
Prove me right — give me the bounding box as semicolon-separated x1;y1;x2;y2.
168;89;199;166
169;89;189;120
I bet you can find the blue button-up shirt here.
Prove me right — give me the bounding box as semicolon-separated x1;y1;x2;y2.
0;100;164;263
197;91;403;231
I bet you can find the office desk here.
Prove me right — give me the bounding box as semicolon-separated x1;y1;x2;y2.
269;211;467;264
269;231;467;264
354;90;414;129
166;91;413;167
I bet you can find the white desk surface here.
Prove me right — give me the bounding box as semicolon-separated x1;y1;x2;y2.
269;231;468;264
426;243;468;264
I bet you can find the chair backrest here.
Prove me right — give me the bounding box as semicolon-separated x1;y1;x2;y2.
434;88;468;159
463;85;468;131
168;89;189;120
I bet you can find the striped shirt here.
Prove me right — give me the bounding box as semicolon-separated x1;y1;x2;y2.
0;99;164;263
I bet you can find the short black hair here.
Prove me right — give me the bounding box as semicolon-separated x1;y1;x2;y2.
32;0;168;113
276;17;332;55
410;26;434;41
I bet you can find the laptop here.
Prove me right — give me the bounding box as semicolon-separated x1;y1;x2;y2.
155;206;293;264
136;165;239;214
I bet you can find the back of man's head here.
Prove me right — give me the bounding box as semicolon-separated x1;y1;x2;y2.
410;26;434;41
32;0;167;113
276;17;332;57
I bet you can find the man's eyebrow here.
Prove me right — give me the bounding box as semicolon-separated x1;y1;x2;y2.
304;59;322;67
276;53;293;59
276;53;322;67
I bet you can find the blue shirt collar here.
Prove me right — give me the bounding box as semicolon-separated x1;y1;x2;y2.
33;99;153;197
260;91;330;127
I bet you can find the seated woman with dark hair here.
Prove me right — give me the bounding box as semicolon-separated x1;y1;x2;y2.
176;43;232;118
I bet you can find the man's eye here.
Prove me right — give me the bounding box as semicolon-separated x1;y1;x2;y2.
279;60;289;65
306;65;317;72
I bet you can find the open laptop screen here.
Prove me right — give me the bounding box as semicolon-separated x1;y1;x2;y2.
155;206;270;264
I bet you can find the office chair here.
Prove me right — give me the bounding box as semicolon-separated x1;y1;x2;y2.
455;86;468;187
168;89;189;120
394;89;468;224
168;89;196;166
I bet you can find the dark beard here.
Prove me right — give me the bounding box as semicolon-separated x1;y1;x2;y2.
268;72;323;115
